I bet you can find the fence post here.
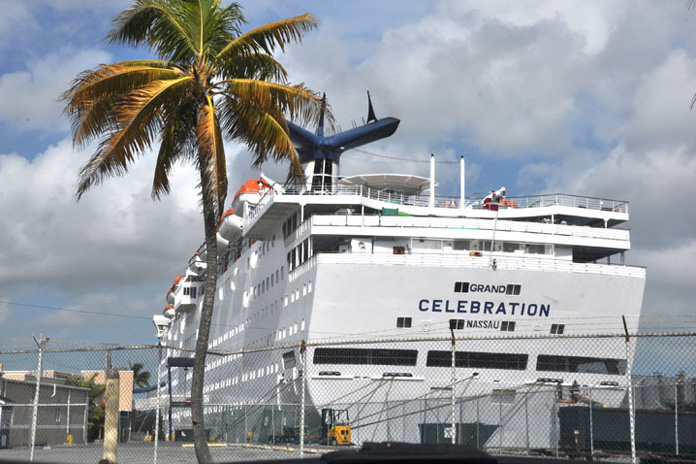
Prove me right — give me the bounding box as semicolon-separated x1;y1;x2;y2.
524;385;530;454
154;342;162;464
450;326;456;444
30;334;48;463
589;386;594;458
675;375;684;456
476;395;480;449
299;340;306;456
623;316;636;464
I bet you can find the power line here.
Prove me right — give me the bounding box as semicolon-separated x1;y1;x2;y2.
0;300;152;320
351;148;460;164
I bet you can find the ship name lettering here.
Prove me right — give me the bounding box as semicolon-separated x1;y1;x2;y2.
418;299;550;317
469;284;507;293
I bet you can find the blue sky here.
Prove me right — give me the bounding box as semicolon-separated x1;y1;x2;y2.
1;0;696;350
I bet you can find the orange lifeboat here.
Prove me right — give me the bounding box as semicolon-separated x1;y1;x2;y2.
218;208;243;243
163;305;176;319
233;179;271;203
166;288;174;304
172;275;184;288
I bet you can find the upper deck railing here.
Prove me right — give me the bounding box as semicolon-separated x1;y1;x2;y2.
250;184;629;223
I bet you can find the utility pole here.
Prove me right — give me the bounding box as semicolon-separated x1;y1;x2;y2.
102;350;119;464
30;334;49;463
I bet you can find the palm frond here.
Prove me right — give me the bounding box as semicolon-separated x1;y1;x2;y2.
222;79;324;128
63;63;182;147
216;52;288;82
77;76;193;198
152;97;198;199
215;13;317;61
107;0;197;63
220;98;302;179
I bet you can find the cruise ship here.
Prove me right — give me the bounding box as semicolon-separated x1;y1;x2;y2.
153;100;646;449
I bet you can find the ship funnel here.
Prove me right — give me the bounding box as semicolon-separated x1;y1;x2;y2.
287;93;400;193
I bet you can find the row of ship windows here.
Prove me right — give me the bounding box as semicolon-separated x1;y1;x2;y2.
243;266;286;303
396;317;565;335
204;361;282;393
313;348;626;375
288;238;311;272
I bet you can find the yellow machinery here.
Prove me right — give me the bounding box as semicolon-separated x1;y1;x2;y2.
321;408;351;446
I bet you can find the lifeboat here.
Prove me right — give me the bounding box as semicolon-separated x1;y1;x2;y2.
166;288;174;304
172;275;184;289
233;179;271;203
218;208;244;244
163;305;176;319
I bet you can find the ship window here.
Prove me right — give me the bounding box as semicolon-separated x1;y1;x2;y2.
427;351;528;370
314;348;418;366
308;280;312;293
536;355;626;375
453;240;470;251
503;243;520;253
526;244;545;254
396;317;412;328
550;324;565;335
449;319;465;330
501;321;515;332
393;246;406;255
280;266;284;280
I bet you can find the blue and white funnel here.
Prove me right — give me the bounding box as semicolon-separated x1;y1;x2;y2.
287;93;400;192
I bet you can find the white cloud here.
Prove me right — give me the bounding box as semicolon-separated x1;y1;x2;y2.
0;137;203;293
0;49;111;132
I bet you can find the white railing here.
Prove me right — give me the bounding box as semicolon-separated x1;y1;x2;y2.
248;184;629;224
311;252;646;278
310;215;630;242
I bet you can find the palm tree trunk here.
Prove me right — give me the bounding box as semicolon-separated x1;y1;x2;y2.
191;159;218;464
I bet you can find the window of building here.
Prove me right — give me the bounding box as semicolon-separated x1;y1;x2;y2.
396;317;412;328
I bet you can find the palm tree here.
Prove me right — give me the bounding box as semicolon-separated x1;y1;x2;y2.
128;362;151;389
62;1;323;461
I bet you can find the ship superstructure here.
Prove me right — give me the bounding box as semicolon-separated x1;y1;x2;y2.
153;100;646;448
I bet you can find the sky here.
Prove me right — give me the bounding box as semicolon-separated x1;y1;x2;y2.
1;0;696;352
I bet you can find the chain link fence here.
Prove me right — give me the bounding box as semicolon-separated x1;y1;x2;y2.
0;333;694;463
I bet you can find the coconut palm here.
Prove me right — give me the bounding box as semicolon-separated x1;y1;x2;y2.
128;362;151;389
62;1;323;461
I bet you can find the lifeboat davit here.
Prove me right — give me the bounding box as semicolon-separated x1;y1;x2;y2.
188;252;207;273
218;208;243;244
163;305;176;319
